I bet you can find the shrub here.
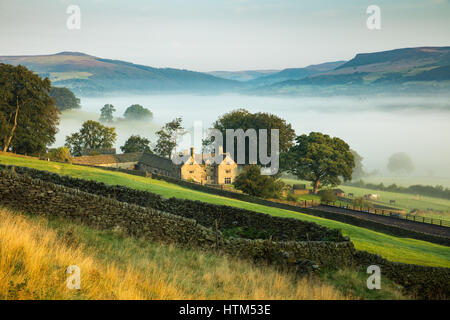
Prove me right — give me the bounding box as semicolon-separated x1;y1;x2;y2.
234;165;285;199
46;147;71;163
352;197;373;209
287;192;299;202
320;189;337;203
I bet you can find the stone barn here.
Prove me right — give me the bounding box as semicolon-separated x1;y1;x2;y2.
72;152;143;170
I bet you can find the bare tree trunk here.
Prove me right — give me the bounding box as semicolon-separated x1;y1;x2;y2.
313;179;320;194
3;97;20;152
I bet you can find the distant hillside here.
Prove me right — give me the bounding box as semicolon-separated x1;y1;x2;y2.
0;52;240;96
247;61;346;86
206;70;280;82
2;47;449;97
259;47;450;95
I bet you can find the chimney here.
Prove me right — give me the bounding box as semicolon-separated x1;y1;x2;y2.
190;147;195;157
219;146;224;154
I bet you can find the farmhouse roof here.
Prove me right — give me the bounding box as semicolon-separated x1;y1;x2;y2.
138;152;180;171
81;148;117;156
72;152;143;166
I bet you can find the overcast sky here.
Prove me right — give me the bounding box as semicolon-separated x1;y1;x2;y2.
0;0;449;71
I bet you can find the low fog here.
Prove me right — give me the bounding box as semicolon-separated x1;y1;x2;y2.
54;94;450;184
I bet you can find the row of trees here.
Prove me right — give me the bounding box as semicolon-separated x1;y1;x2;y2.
64;119;181;157
99;104;153;123
344;179;450;200
64;120;154;156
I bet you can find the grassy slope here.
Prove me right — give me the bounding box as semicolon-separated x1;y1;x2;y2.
1;208;354;300
0;154;449;268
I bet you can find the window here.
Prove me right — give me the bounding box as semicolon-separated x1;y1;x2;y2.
226;170;231;174
189;170;194;174
224;178;231;184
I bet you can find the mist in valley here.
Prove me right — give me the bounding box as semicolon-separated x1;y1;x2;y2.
54;94;450;186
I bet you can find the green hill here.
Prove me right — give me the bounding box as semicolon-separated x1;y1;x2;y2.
0;52;240;96
246;61;346;86
259;47;450;95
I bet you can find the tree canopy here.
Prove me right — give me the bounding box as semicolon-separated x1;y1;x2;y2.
49;87;80;111
210;109;295;165
387;152;414;174
351;149;366;180
123;104;153;121
155;118;184;159
99;104;116;123
0;63;60;155
65;120;117;156
120;135;152;154
282;132;355;194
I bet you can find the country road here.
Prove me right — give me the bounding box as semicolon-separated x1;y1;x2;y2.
316;205;450;238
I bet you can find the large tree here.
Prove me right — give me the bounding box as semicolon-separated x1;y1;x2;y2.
123;104;153;121
282;132;355;194
210;109;295;165
120;135;152;153
387;152;414;174
65;120;117;156
351;149;366;180
0;63;60;155
49;87;80;111
99;104;116;123
154;118;184;159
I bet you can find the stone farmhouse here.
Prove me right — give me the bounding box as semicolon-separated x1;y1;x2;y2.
72;147;237;185
138;147;238;185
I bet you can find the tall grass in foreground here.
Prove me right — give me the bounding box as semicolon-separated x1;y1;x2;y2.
0;208;348;300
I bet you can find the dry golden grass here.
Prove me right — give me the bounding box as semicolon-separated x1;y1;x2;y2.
0;208;347;300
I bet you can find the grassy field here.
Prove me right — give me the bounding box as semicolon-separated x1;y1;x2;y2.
0;153;449;268
0;207;409;300
283;178;450;218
